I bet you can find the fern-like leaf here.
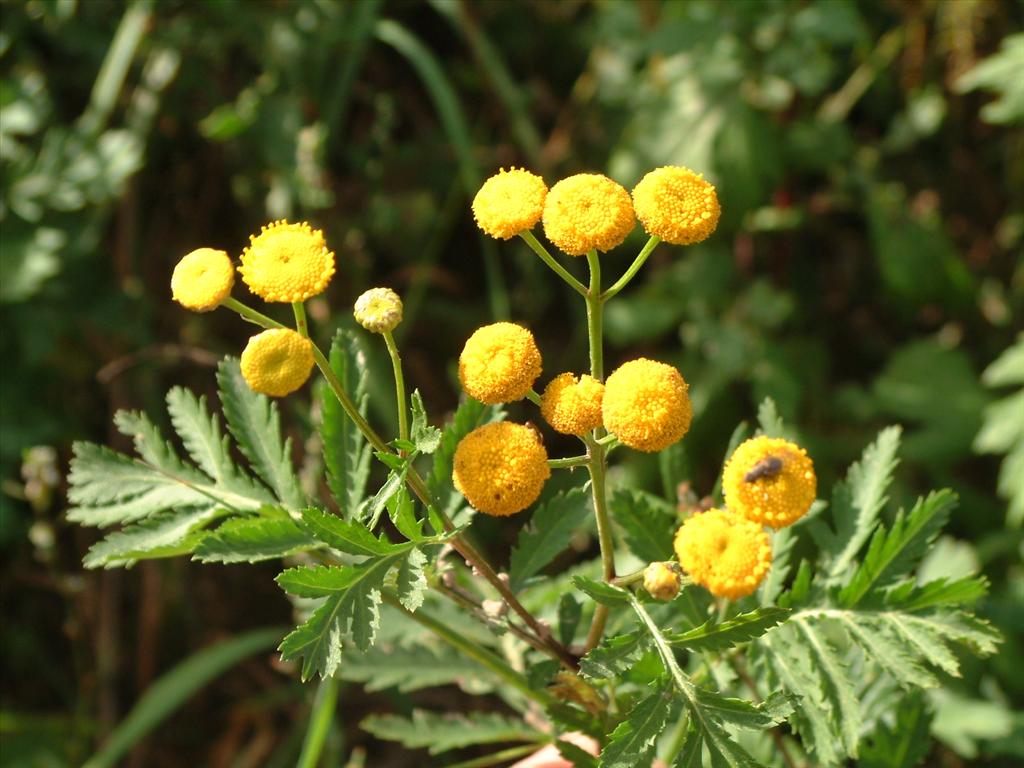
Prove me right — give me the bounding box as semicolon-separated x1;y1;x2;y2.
509;487;590;591
217;358;305;510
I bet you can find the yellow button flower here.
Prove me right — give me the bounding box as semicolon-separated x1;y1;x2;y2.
354;287;403;333
459;322;542;404
643;562;681;601
602;359;692;452
452;422;550;516
171;248;235;312
239;328;315;397
238;220;335;303
632;166;721;245
722;436;817;528
540;373;604;435
673;509;771;600
472;168;548;240
541;174;635;256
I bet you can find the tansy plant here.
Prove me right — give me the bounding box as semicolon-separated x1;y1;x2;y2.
69;167;1000;768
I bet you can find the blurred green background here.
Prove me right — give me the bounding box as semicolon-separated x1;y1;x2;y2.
1;0;1022;765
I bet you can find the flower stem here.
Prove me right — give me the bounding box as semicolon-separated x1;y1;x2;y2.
583;251;615;650
292;301;309;337
382;591;557;709
222;297;285;330
602;234;660;301
548;454;589;469
295;676;340;768
519;230;588;297
585;250;604;380
526;388;543;407
382;330;409;444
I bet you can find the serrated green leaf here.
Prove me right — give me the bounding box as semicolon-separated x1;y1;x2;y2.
319;330;372;518
756;397;786;438
193;514;316;563
277;557;399;679
361;710;543;755
759;525;796;605
387;485;423;541
113;410;204;479
557;594;582;646
884;575;989;611
697;688;793;730
84;507;222;569
609;489;677;562
600;686;678;768
339;641;497;694
395;546;427;611
667;607;791;652
580;631;646;680
757;625;843;765
365;468;406;528
217;358;305;511
165;387;273;502
631;596;772;768
429;398;505;516
860;693;932;768
299;506;410;556
790;615;861;756
817;426;902;579
410;390;442;454
574;576;630;606
672;723;702;767
68;443;216;527
509;488;590;591
840;490;957;606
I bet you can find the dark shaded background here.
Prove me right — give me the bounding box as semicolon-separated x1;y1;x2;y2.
2;0;1022;765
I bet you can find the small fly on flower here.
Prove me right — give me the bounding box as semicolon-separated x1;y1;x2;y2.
743;455;784;483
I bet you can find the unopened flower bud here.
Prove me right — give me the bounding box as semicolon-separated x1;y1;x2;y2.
353;287;403;333
643;562;681;601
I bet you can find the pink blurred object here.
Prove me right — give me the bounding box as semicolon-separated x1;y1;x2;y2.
510;732;667;768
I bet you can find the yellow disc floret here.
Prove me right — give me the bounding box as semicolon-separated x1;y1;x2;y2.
602;359;692;452
239;328;315;397
452;422;550;516
673;509;771;600
171;248;235;311
459;322;542;404
540;373;604;435
722;436;817;528
354;287;403;333
643;562;682;601
632;166;721;245
472;168;548;240
541;173;636;256
238;220;335;302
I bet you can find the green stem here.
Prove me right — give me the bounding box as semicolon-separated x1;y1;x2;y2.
382;330;409;444
222;297;285;330
583;251;615;650
292;301;309;337
612;568;648;588
585;250;604;380
602;234;660;301
548;454;589;469
295;676;340;768
382;592;556;709
519;231;588;297
526;388;543;407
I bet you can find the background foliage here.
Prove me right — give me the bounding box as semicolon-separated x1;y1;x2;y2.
2;0;1022;766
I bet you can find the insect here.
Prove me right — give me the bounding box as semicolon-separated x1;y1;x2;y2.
744;456;784;483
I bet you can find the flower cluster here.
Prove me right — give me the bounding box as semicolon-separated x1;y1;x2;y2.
470;164;720;253
170;219;336;397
